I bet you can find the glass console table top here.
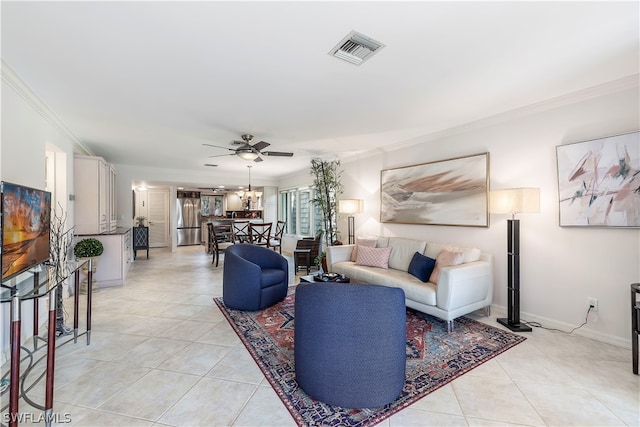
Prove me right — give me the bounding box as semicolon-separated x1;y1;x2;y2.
0;260;88;302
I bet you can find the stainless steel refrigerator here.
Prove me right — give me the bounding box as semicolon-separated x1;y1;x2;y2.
177;196;202;246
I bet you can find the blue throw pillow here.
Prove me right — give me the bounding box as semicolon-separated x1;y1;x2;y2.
407;252;436;282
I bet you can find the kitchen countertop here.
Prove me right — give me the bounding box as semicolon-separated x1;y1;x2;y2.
76;227;132;237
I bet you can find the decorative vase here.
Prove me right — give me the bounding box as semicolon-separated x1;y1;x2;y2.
79;256;99;294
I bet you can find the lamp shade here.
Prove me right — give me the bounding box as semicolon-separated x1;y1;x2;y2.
338;199;364;214
490;188;540;214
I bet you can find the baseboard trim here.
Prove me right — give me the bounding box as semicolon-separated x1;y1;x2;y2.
490;304;631;350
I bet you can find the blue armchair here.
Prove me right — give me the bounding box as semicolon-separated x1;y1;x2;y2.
295;282;407;408
223;244;288;311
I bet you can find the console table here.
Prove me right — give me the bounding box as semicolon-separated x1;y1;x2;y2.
1;261;93;427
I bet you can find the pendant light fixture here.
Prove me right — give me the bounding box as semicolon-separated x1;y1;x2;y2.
236;165;256;210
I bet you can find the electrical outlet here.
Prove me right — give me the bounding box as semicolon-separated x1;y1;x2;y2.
587;297;598;312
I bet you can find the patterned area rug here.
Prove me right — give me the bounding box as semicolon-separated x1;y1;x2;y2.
214;291;525;427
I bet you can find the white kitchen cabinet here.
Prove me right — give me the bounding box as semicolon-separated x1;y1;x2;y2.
108;164;117;232
85;228;131;288
74;155;117;234
262;186;278;224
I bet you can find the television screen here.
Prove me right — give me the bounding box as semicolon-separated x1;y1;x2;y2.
1;182;52;281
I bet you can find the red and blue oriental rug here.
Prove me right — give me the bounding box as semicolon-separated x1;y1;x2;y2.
214;291;525;427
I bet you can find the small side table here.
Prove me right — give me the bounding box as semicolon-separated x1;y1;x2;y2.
631;283;640;375
133;226;149;260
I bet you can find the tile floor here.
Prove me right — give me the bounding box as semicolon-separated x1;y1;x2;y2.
2;245;638;426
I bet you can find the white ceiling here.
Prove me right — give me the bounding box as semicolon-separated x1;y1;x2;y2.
2;1;638;189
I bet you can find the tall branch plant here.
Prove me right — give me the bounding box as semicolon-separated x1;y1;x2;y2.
310;158;343;247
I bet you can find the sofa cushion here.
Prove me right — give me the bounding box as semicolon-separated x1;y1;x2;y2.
356;246;392;269
350;238;378;262
429;249;464;284
376;237;390;248
331;262;390;284
407;252;436;282
387;237;427;271
425;242;481;264
330;262;438;307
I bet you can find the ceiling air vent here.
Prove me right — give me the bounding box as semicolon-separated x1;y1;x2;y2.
329;30;385;66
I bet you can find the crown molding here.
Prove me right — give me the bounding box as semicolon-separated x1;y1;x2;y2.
384;73;640;152
1;60;94;155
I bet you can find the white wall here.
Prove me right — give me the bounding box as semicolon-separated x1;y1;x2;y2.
280;78;640;347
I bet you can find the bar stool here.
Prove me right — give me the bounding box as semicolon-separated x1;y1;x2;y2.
631;283;640;375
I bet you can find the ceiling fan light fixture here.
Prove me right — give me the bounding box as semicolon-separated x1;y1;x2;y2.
204;134;292;161
237;150;259;161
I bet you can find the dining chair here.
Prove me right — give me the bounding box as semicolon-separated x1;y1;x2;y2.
232;221;251;243
249;222;272;248
208;223;234;267
269;220;286;253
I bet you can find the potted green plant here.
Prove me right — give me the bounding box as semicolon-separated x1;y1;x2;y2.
136;216;146;227
73;238;104;293
314;251;327;272
310;158;343;248
74;238;104;258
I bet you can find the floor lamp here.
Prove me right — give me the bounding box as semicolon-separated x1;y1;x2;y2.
338;199;363;244
490;188;540;333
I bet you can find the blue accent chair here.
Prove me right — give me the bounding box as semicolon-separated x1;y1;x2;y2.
294;282;406;408
223;243;288;311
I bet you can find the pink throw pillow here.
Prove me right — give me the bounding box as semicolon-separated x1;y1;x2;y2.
429;250;464;284
350;238;378;262
355;246;392;269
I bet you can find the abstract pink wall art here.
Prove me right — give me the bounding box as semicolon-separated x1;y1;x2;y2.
556;131;639;227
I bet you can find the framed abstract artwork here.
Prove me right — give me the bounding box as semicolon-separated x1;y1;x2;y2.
556;131;639;227
380;153;489;227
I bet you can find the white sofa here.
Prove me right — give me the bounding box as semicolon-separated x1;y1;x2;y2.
326;237;493;331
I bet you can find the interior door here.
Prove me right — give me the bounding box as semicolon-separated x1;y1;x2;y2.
147;189;169;247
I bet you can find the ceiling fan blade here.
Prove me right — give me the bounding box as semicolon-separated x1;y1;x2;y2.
252;141;270;152
203;143;236;151
253;156;264;163
203;163;218;167
262;151;294;157
209;153;236;158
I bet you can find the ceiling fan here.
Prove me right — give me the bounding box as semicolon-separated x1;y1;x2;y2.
203;134;294;162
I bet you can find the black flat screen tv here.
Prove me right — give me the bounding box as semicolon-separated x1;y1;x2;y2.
1;181;51;281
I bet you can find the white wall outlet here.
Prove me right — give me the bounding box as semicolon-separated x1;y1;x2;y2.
587;297;598;312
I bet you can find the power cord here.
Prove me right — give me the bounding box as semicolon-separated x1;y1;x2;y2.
521;306;593;335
